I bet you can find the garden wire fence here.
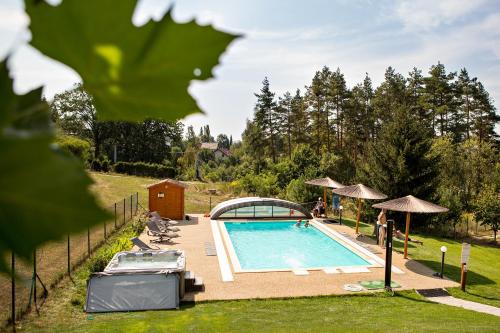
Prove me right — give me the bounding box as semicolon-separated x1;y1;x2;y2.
0;192;139;330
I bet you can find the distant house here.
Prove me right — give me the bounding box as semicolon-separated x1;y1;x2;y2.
214;147;231;159
200;142;231;159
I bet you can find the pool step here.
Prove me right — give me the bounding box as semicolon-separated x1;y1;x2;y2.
185;271;205;292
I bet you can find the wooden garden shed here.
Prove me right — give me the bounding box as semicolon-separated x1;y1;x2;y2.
147;179;187;220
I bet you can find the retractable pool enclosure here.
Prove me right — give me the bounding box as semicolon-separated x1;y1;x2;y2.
210;197;312;220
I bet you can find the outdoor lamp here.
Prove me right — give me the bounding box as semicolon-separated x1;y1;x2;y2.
339;205;343;225
434;246;447;278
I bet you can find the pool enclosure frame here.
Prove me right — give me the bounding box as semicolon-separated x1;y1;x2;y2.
210;197;313;220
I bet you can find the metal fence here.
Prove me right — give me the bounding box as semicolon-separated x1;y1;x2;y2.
0;192;139;330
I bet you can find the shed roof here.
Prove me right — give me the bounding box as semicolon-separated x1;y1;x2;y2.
146;179;188;189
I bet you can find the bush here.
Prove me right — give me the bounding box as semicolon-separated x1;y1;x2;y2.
114;161;175;178
91;155;111;172
55;135;91;164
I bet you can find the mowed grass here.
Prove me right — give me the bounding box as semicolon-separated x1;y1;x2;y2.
15;173;500;332
20;292;500;333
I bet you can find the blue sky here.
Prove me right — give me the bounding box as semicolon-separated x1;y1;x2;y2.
1;0;499;139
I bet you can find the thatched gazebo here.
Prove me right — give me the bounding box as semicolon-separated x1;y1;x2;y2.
305;177;345;207
373;195;448;259
332;184;387;234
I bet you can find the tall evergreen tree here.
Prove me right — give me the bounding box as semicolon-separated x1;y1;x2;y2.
277;91;294;158
254;77;278;162
423;62;456;136
359;107;437;225
290;89;309;146
306;68;330;154
328;68;348;149
471;81;499;143
373;67;407;134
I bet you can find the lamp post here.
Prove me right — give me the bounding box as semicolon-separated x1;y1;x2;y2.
339;205;343;225
208;189;217;211
440;246;447;278
433;246;447;278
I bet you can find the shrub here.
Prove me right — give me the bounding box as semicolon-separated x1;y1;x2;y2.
55;135;91;164
91;155;111;172
114;161;175;178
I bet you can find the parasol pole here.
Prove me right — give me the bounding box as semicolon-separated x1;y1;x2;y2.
404;212;411;259
323;187;327;208
356;199;362;234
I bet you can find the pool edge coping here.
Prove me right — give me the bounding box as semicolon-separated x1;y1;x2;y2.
218;220;387;274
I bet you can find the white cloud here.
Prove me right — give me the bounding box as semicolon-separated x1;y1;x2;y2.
395;0;487;31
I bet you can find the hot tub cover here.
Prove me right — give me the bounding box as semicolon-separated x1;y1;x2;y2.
85;272;179;312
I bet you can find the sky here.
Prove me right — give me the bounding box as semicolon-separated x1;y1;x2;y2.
1;0;499;140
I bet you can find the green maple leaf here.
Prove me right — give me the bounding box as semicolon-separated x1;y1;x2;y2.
0;61;110;271
26;0;240;122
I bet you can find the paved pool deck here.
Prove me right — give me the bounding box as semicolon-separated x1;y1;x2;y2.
137;214;458;301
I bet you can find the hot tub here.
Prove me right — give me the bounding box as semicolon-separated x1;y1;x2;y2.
85;250;186;313
104;249;185;272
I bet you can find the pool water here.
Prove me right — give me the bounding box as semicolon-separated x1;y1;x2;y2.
224;221;370;270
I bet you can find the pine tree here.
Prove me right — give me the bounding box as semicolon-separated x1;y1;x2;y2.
373;67;407;134
277;91;294;159
359;107;437;207
455;68;476;140
471;81;499;143
406;67;427;122
328;68;348;149
254;77;278;162
290;89;309;146
423;63;456;136
306;68;330;154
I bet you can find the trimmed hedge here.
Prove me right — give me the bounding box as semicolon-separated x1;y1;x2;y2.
114;161;175;178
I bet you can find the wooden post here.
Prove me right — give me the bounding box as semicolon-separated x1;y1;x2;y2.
323;187;327;207
87;227;91;257
67;235;71;276
123;198;126;225
11;253;15;332
114;203;117;229
355;199;362;234
460;263;467;291
404;212;410;259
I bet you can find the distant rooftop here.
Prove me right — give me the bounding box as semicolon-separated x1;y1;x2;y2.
200;142;218;150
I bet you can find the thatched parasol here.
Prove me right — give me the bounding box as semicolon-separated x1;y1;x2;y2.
332;184;388;234
373;195;448;259
305;177;345;207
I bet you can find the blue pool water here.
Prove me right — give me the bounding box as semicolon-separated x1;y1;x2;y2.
224;221;370;270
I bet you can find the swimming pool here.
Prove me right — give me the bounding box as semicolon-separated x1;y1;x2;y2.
221;221;373;271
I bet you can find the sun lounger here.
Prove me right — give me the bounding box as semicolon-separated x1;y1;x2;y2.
130;237;159;251
147;221;180;243
148;211;179;224
150;218;180;232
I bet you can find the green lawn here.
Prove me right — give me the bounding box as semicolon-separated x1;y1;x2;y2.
15;173;500;332
20;292;500;333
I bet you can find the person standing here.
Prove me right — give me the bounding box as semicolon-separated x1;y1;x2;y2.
377;209;387;247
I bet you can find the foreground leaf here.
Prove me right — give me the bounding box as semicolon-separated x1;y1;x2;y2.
26;0;240;122
0;61;110;270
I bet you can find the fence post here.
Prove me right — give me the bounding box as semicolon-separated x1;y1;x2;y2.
103;220;107;240
114;203;117;229
67;235;71;276
123;198;126;225
136;192;139;215
11;252;16;332
87;227;91;257
130;194;133;220
33;249;37;308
